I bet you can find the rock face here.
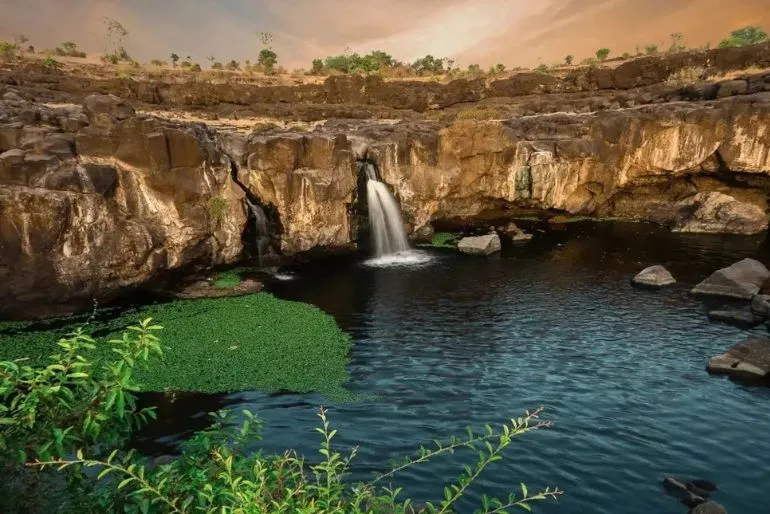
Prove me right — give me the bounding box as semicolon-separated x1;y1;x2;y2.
707;336;770;380
691;259;770;300
672;192;768;235
457;234;501;255
0;94;246;318
632;265;676;287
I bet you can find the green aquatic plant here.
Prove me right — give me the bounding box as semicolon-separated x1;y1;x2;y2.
0;294;351;397
431;232;461;248
211;270;241;288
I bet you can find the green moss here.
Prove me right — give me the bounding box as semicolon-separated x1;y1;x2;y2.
207;197;228;228
212;271;242;288
0;294;351;398
430;232;460;248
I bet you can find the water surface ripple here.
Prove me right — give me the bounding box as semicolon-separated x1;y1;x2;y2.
146;223;770;514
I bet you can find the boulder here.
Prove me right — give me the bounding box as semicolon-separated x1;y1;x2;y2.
690;502;727;514
689;480;717;492
672;193;768;236
750;294;770;318
707;310;764;328
457;234;501;256
691;258;770;300
632;265;676;287
82;93;135;124
707;336;770;380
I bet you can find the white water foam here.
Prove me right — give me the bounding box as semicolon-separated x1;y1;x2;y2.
362;250;435;268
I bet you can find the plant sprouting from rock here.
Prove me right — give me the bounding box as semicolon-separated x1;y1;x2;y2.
207;197;228;228
565;54;574;65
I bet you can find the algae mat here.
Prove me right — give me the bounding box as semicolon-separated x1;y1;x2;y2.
0;293;351;397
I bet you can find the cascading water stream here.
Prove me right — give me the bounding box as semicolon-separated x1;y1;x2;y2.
363;162;410;258
244;198;269;266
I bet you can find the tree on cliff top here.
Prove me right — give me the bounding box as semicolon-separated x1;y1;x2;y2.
595;48;610;61
719;26;768;48
257;31;278;74
101;17;131;64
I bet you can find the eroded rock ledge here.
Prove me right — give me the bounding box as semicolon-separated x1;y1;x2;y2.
2;87;770;318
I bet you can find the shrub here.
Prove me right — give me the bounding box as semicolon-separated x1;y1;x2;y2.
565;55;574;65
719;25;768;48
668;32;686;53
258;48;278;74
665;66;706;87
311;58;324;74
645;44;659;55
595;48;610;61
190;63;202;72
412;54;447;75
621;52;631;59
467;63;482;75
225;59;240;71
535;63;549;73
0;41;19;58
170;53;179;67
3;322;562;513
431;232;460;248
41;56;62;70
150;59;166;67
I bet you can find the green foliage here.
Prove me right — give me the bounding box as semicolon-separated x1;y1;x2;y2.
467;63;482;74
431;232;460;248
212;271;241;289
0;294;352;396
564;55;574;65
41;56;62;70
225;60;240;71
719;25;768;48
644;44;659;55
170;53;179;66
321;50;396;74
258;48;278;74
0;319;161;463
665;66;706;87
621;52;631;59
0;41;19;58
150;59;166;67
490;63;506;74
412;54;447;75
535;64;549;73
31;407;561;513
311;58;324;74
55;41;86;58
190;63;202;72
102;17;132;65
595;48;610;61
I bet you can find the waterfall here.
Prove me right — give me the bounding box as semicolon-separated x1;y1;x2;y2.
245;198;269;265
363;162;410;257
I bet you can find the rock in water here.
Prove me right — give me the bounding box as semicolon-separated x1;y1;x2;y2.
707;310;763;328
689;479;717;492
632;265;676;287
691;258;770;300
750;294;770;319
707;336;770;380
662;477;689;495
457;234;502;256
672;192;768;235
691;501;727;514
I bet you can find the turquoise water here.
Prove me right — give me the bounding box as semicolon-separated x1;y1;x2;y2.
139;222;770;513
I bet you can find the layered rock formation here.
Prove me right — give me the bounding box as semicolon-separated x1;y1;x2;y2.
0;94;246;318
2;44;770;318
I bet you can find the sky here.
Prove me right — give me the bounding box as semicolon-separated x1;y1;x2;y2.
1;0;769;69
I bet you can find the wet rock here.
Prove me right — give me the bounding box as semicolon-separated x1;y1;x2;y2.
689;479;717;492
457;234;501;256
750;294;770;318
690;501;727;514
632;265;676;287
682;492;707;509
707;310;764;328
707;336;770;380
171;278;264;300
662;476;689;495
672;193;768;236
686;482;713;498
691;258;770;300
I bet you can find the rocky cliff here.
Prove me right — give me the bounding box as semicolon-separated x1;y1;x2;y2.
0;93;245;318
2;49;770;318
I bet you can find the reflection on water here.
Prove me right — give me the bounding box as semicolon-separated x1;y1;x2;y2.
139;223;770;514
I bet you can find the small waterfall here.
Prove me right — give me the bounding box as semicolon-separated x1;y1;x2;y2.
244;198;269;265
363;162;410;257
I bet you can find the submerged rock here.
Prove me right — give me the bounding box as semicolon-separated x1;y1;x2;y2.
457;234;501;256
707;336;770;380
672;192;768;235
632;265;676;287
707;310;764;328
689;479;717;493
691;501;727;514
691;258;770;300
